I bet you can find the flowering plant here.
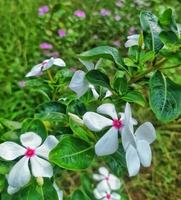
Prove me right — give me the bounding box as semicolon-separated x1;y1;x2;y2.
0;9;180;200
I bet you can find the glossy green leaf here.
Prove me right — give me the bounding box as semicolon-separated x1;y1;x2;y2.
159;9;172;26
113;71;128;95
71;189;91;200
121;91;145;106
149;71;181;122
79;46;126;70
140;11;163;52
86;70;111;89
49;135;94;170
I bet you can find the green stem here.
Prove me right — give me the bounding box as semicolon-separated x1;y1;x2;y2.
47;69;54;82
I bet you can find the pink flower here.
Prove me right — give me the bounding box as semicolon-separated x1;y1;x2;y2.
100;9;111;16
69;67;77;72
128;27;137;35
74;10;86;18
38;5;49;16
39;42;53;49
114;15;121;21
18;80;26;88
112;40;121;47
58;29;66;37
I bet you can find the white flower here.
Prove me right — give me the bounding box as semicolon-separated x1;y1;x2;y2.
69;59;102;98
83;103;137;156
0;132;58;194
122;122;156;176
94;182;121;200
125;34;140;48
53;182;63;200
26;57;66;77
93;167;121;190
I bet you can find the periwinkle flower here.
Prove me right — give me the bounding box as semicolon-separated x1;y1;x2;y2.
39;42;53;49
0;132;58;194
74;10;86;18
58;29;66;37
100;9;111;16
38;5;49;16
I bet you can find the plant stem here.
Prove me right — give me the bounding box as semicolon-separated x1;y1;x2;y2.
129;58;167;84
47;69;54;82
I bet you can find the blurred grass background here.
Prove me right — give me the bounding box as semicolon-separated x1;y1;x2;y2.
0;0;180;199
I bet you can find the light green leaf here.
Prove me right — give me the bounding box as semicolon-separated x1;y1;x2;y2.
121;91;145;106
49;135;94;170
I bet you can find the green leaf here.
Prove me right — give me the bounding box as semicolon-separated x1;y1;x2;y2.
21;119;47;140
0;175;5;192
113;71;128;95
36;101;66;114
35;112;67;123
159;9;172;26
149;71;181;122
0;119;21;130
79;46;126;71
71;189;91;200
121;91;145;106
67;100;87;116
0;161;13;175
140;51;155;64
69;118;95;143
140;11;163;52
106;146;127;177
86;70;111;89
49;135;94;170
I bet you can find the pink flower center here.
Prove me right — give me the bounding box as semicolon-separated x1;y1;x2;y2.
106;193;111;199
105;176;109;181
25;148;35;158
112;119;123;129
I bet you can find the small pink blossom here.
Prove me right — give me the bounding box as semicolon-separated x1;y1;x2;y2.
42;50;60;58
114;15;121;21
40;42;53;49
100;9;111;16
69;67;77;72
18;80;26;88
38;5;49;16
128;27;137;35
58;29;66;37
74;10;86;18
112;40;121;47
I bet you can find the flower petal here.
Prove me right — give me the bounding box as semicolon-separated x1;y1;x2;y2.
97;103;118;120
36;135;59;159
111;192;121;200
108;174;121;190
25;64;43;77
99;167;109;176
121;124;136;151
53;58;66;67
53;182;63;200
126;144;140;176
83;112;112;132
69;70;89;97
7;185;20;195
93;188;106;199
30;156;53;178
8;156;31;188
135;122;156;144
79;59;94;71
93;174;104;181
89;85;99;99
20;132;42;148
95;127;119;156
136;140;152;167
0;142;25;160
124;103;134;132
42;58;54;71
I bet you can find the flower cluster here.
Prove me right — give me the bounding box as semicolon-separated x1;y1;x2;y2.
83;103;156;176
93;167;121;200
0;132;59;194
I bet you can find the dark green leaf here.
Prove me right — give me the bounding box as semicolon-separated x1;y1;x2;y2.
159;9;172;26
140;11;163;52
149;71;181;122
71;189;91;200
49;135;94;170
113;71;128;95
86;70;111;89
121;91;145;106
79;46;126;71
